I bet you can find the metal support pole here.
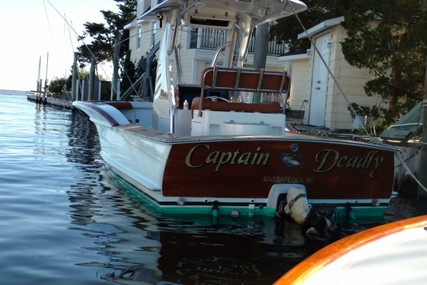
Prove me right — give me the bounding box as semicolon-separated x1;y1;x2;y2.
253;23;269;103
112;36;120;100
71;52;78;101
88;56;96;101
98;81;102;101
76;79;80;101
43;52;49;104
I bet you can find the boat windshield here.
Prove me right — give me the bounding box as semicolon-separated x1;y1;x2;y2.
380;101;423;142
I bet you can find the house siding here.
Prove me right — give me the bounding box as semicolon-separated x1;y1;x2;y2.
287;59;311;114
283;20;385;130
326;25;383;129
127;20;160;64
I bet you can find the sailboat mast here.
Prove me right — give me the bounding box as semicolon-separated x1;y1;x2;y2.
37;56;41;93
44;52;49;102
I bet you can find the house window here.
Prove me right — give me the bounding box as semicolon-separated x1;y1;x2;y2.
136;27;142;50
189;27;198;49
151;21;157;47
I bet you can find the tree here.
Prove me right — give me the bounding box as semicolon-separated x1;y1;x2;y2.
65;70;89;89
340;0;427;124
77;0;136;97
120;50;137;93
270;0;342;52
272;0;427;125
48;77;68;94
78;0;136;62
119;54;158;100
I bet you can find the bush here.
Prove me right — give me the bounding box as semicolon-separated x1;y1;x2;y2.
48;77;68;94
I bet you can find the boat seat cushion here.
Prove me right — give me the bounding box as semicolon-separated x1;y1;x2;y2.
191;97;280;115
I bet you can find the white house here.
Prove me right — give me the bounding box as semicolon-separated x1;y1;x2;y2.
125;0;289;88
281;16;386;130
126;4;383;130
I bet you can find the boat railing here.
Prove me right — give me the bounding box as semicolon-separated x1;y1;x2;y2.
195;67;289;117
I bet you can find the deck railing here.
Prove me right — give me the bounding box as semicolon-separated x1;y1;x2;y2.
189;28;287;55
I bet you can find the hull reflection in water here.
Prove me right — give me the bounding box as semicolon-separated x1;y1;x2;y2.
101;222;310;284
60;110;315;284
75;170;314;284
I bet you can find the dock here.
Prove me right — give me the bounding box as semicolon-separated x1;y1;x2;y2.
27;93;73;109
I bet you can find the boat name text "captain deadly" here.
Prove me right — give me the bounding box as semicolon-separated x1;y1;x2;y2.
185;145;269;172
185;145;385;176
313;149;384;177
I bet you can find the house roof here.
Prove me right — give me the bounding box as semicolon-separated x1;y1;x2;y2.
125;5;152;29
298;16;344;39
124;18;138;29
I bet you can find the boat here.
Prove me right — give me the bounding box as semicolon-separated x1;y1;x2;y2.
380;100;423;196
73;0;398;224
275;215;427;284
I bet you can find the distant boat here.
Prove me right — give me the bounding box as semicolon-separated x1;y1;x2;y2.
73;0;398;224
275;215;427;285
380;101;423;196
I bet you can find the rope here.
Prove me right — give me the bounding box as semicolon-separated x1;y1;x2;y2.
44;0;113;86
287;1;427;195
43;0;55;51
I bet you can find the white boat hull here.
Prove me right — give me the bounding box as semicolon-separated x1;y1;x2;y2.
275;215;427;285
74;101;398;222
72;0;399;223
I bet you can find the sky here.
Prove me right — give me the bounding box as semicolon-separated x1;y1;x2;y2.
0;0;119;91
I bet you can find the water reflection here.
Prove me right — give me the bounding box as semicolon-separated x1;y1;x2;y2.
0;94;331;285
156;221;306;285
66;111;101;167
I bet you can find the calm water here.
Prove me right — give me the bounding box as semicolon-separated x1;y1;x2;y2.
0;92;327;285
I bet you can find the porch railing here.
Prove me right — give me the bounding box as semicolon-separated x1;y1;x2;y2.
189;28;287;56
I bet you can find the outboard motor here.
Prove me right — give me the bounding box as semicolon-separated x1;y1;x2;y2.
278;186;311;225
276;187;342;239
